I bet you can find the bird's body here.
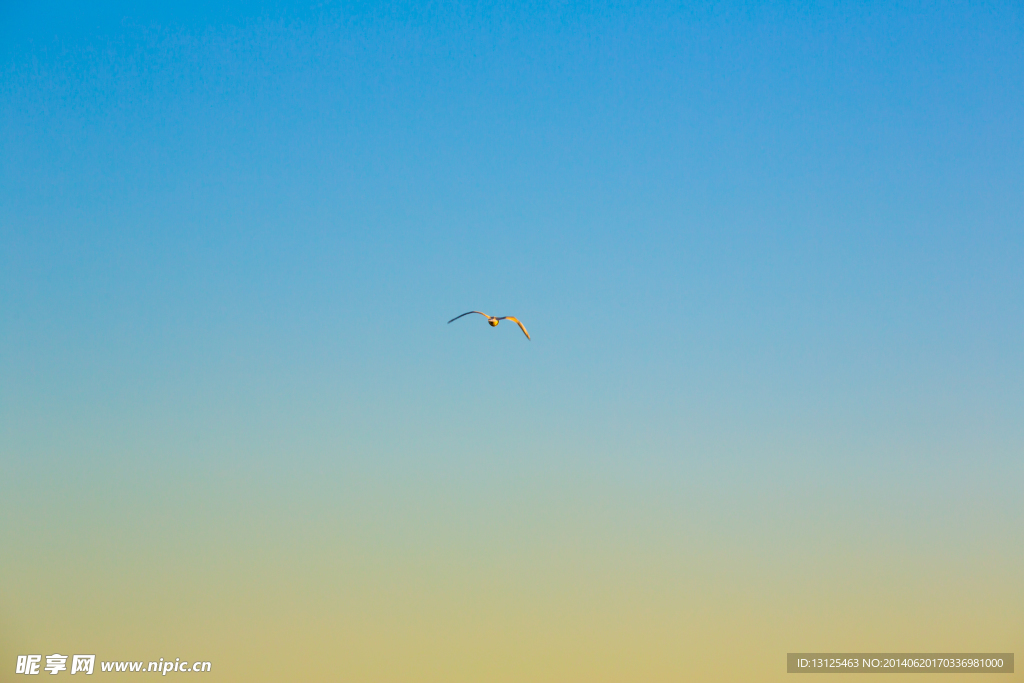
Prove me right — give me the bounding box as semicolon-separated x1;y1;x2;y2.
448;311;530;339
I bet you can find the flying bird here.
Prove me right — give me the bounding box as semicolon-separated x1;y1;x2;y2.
448;311;531;340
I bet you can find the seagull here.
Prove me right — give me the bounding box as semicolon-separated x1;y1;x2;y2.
448;311;531;340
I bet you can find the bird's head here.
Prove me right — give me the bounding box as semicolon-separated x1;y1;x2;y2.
488;318;499;327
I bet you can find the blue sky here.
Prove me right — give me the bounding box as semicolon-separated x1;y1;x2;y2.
5;0;1022;440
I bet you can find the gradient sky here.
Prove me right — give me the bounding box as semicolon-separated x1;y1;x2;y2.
2;1;1022;681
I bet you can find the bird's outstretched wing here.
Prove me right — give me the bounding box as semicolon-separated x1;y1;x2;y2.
448;311;491;324
500;316;530;340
